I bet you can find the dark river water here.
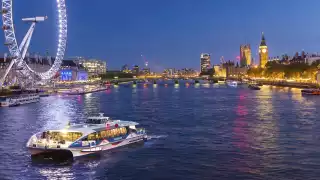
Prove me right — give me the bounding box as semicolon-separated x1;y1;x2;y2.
1;82;320;180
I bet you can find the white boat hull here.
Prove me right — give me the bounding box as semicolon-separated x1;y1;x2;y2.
28;134;146;158
226;81;238;87
19;98;40;105
1;94;40;107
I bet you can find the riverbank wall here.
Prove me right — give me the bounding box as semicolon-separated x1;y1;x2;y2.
257;80;320;89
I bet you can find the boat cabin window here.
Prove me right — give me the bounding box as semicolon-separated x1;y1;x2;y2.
99;127;127;138
85;118;109;124
84;127;127;140
43;131;83;142
87;132;97;140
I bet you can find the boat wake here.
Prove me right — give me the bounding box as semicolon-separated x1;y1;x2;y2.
143;135;167;148
147;134;168;141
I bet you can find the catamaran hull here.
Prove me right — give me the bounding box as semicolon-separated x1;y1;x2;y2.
28;135;147;159
72;134;146;158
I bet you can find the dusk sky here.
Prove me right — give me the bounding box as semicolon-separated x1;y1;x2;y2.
1;0;320;71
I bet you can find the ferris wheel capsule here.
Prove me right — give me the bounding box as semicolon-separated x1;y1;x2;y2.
1;8;8;14
22;16;48;22
4;41;12;46
2;25;10;30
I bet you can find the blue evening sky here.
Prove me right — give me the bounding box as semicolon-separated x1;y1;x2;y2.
1;0;320;71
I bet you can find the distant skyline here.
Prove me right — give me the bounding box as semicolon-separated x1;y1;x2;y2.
1;0;320;71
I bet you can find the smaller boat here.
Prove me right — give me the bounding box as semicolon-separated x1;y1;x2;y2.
63;87;109;95
248;84;261;90
105;81;112;86
0;94;39;107
8;100;20;107
226;80;238;87
301;89;320;95
39;92;50;97
210;79;218;84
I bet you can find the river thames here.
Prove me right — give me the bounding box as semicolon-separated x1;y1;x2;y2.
1;82;320;180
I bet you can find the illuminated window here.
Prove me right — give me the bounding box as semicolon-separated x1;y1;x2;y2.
88;133;97;140
48;131;83;142
112;129;117;137
99;130;107;138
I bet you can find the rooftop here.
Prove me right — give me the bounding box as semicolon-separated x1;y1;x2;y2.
0;57;84;69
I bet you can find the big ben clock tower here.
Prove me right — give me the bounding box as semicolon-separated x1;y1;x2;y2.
259;32;268;68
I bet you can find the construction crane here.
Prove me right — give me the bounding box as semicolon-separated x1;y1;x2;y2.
141;54;148;67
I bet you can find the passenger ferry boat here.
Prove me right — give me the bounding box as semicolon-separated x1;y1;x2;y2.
26;113;147;159
0;94;40;107
62;86;109;95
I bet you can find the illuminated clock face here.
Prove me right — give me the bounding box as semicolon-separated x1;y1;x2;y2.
262;49;267;53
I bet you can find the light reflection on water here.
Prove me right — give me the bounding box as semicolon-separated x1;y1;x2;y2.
41;97;77;130
39;167;74;180
232;86;281;176
201;83;210;88
1;83;320;180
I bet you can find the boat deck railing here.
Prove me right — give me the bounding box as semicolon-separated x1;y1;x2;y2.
136;128;146;134
27;133;72;149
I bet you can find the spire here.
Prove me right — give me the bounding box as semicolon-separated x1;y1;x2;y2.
260;32;267;46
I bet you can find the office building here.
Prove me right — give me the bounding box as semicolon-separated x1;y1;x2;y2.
121;64;131;73
240;44;251;67
132;65;140;75
59;60;88;81
78;59;107;77
200;53;211;73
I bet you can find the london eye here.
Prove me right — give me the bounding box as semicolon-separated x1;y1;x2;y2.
1;0;68;86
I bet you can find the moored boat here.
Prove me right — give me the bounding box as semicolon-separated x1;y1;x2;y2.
248;84;261;90
301;89;320;95
0;93;40;107
62;86;109;95
39;92;50;97
226;80;238;87
26;113;147;159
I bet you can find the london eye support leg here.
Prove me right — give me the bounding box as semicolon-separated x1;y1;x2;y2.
0;22;36;87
